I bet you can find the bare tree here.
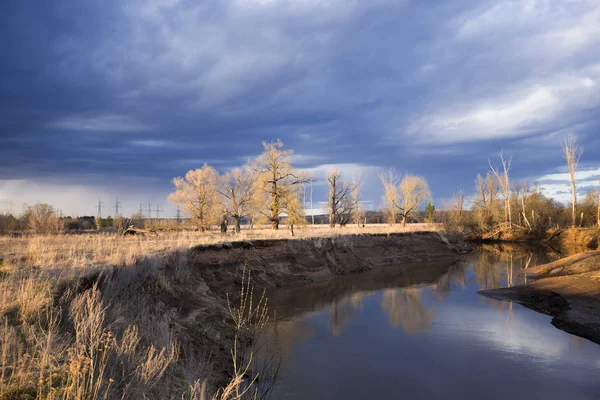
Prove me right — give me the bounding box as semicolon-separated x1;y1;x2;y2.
284;184;306;236
326;168;355;227
451;189;465;226
489;151;512;228
380;169;400;224
255;140;306;229
168;164;219;231
399;174;431;227
474;172;499;230
24;203;61;234
218;164;258;233
379;170;431;227
352;173;363;226
562;133;583;228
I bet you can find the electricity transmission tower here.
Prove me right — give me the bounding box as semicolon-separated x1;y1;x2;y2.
96;198;106;218
175;206;182;224
155;204;163;219
114;198;122;217
146;203;152;220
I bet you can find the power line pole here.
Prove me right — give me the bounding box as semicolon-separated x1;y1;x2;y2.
96;198;106;218
139;203;144;218
176;206;182;224
147;203;152;220
155;204;163;219
114;198;122;217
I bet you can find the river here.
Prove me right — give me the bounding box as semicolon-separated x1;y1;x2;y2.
256;244;600;400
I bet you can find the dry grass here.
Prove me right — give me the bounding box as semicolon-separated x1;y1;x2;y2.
0;223;440;399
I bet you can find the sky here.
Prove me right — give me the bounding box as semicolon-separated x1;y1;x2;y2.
1;0;599;217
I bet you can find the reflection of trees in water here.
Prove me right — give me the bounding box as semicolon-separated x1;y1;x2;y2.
429;262;468;300
381;287;434;334
328;292;366;337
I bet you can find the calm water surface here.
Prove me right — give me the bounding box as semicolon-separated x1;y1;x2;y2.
258;244;600;400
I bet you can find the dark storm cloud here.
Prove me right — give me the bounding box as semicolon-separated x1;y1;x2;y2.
1;0;599;215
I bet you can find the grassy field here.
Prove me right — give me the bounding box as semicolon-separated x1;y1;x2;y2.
0;223;442;399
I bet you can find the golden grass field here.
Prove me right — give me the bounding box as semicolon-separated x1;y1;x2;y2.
0;223;442;399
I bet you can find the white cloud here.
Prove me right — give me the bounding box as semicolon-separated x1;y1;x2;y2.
0;178;170;217
407;65;600;143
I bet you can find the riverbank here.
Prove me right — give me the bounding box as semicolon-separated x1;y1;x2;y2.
478;251;600;344
472;227;600;255
0;230;464;398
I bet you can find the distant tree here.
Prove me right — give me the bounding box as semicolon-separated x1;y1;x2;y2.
352;173;363;226
96;217;104;229
254;140;306;229
425;202;435;222
169;164;220;231
24;203;61;234
399;174;431;226
105;215;114;227
217;164;258;233
326;168;355;227
562;133;583;228
489;150;513;228
379;169;401;224
474;172;500;231
380;169;431;226
284;185;306;236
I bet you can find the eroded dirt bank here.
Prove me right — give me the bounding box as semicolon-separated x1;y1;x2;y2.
479;251;600;344
476;227;600;255
188;232;462;296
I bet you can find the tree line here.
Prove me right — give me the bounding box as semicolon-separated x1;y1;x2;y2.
444;133;599;234
168;139;434;233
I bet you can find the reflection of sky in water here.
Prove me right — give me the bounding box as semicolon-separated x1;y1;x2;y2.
263;247;600;400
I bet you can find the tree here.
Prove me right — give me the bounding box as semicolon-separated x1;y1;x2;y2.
451;190;465;226
169;164;219;231
399;174;431;226
218;164;258;233
284;184;306;236
255;140;306;229
379;170;431;227
105;215;114;227
352;173;363;226
326;168;355;227
425;202;435;223
562;133;583;228
489;150;512;228
474;172;499;230
380;169;401;224
24;203;61;235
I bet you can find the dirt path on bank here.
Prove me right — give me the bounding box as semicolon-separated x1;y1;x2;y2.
479;251;600;344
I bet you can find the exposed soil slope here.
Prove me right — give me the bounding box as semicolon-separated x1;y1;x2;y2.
479;251;600;344
188;232;462;296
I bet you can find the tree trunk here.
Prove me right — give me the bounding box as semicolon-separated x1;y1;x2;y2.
571;180;577;228
234;216;241;233
272;219;279;230
402;215;407;227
